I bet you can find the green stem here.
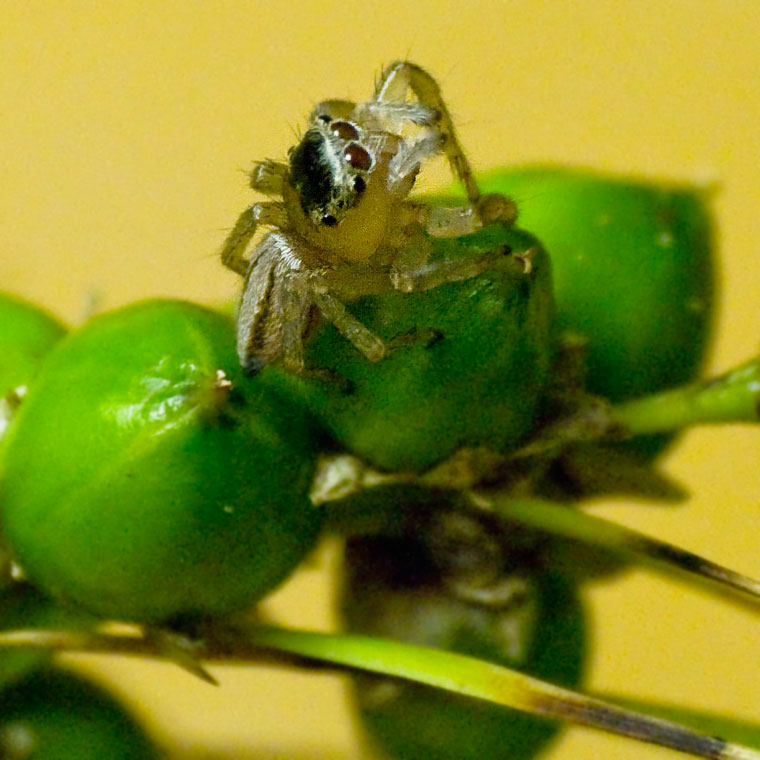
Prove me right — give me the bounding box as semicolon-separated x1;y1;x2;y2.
476;493;760;612
1;625;758;760
610;356;760;435
218;626;760;760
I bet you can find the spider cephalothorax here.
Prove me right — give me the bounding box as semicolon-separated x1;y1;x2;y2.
220;61;519;375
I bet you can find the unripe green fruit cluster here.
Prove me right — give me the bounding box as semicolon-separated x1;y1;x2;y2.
0;167;714;634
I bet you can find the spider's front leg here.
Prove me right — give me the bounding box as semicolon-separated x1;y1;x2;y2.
220;160;289;277
390;205;535;294
238;237;396;375
391;243;531;294
249;159;288;196
372;61;516;226
310;279;390;363
312;266;448;361
236;232;316;375
374;61;478;199
220;201;288;276
405;198;517;240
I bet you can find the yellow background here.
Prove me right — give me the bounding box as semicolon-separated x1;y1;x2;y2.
2;2;760;758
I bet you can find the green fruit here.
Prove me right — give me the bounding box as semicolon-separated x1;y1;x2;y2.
0;668;159;759
341;501;586;760
0;293;66;444
0;293;67;396
0;300;322;622
472;167;715;457
301;225;554;472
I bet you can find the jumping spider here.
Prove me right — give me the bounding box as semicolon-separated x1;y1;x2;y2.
221;61;518;376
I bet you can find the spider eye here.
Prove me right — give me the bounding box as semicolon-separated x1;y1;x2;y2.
353;176;366;194
321;215;338;227
330;120;360;140
345;144;372;171
317;113;332;123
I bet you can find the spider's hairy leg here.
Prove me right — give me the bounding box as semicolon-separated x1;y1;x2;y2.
387;132;446;189
406;200;518;240
236;232;310;375
250;160;288;196
313;258;441;356
310;285;390;363
374;61;481;204
391;244;533;294
220;202;287;277
374;61;517;226
279;273;314;375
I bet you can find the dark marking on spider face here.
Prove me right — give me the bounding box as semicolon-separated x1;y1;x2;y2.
289;129;334;217
289;124;371;224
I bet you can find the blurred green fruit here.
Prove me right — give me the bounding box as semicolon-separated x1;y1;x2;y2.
0;293;67;395
0;293;66;443
341;501;586;760
301;225;555;472
471;167;715;457
0;300;321;622
0;668;159;759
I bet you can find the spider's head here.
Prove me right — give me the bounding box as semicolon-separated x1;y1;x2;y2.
283;104;409;262
288;118;373;230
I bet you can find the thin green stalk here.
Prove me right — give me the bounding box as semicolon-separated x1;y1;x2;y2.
610;356;760;435
232;626;760;760
1;625;759;760
475;493;760;612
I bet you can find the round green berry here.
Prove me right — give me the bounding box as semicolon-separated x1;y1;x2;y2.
0;293;67;396
0;668;159;759
301;225;555;472
0;300;322;623
0;293;66;445
475;167;715;457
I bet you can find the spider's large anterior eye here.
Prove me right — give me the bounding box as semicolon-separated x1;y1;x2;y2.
345;144;372;171
330;120;359;140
